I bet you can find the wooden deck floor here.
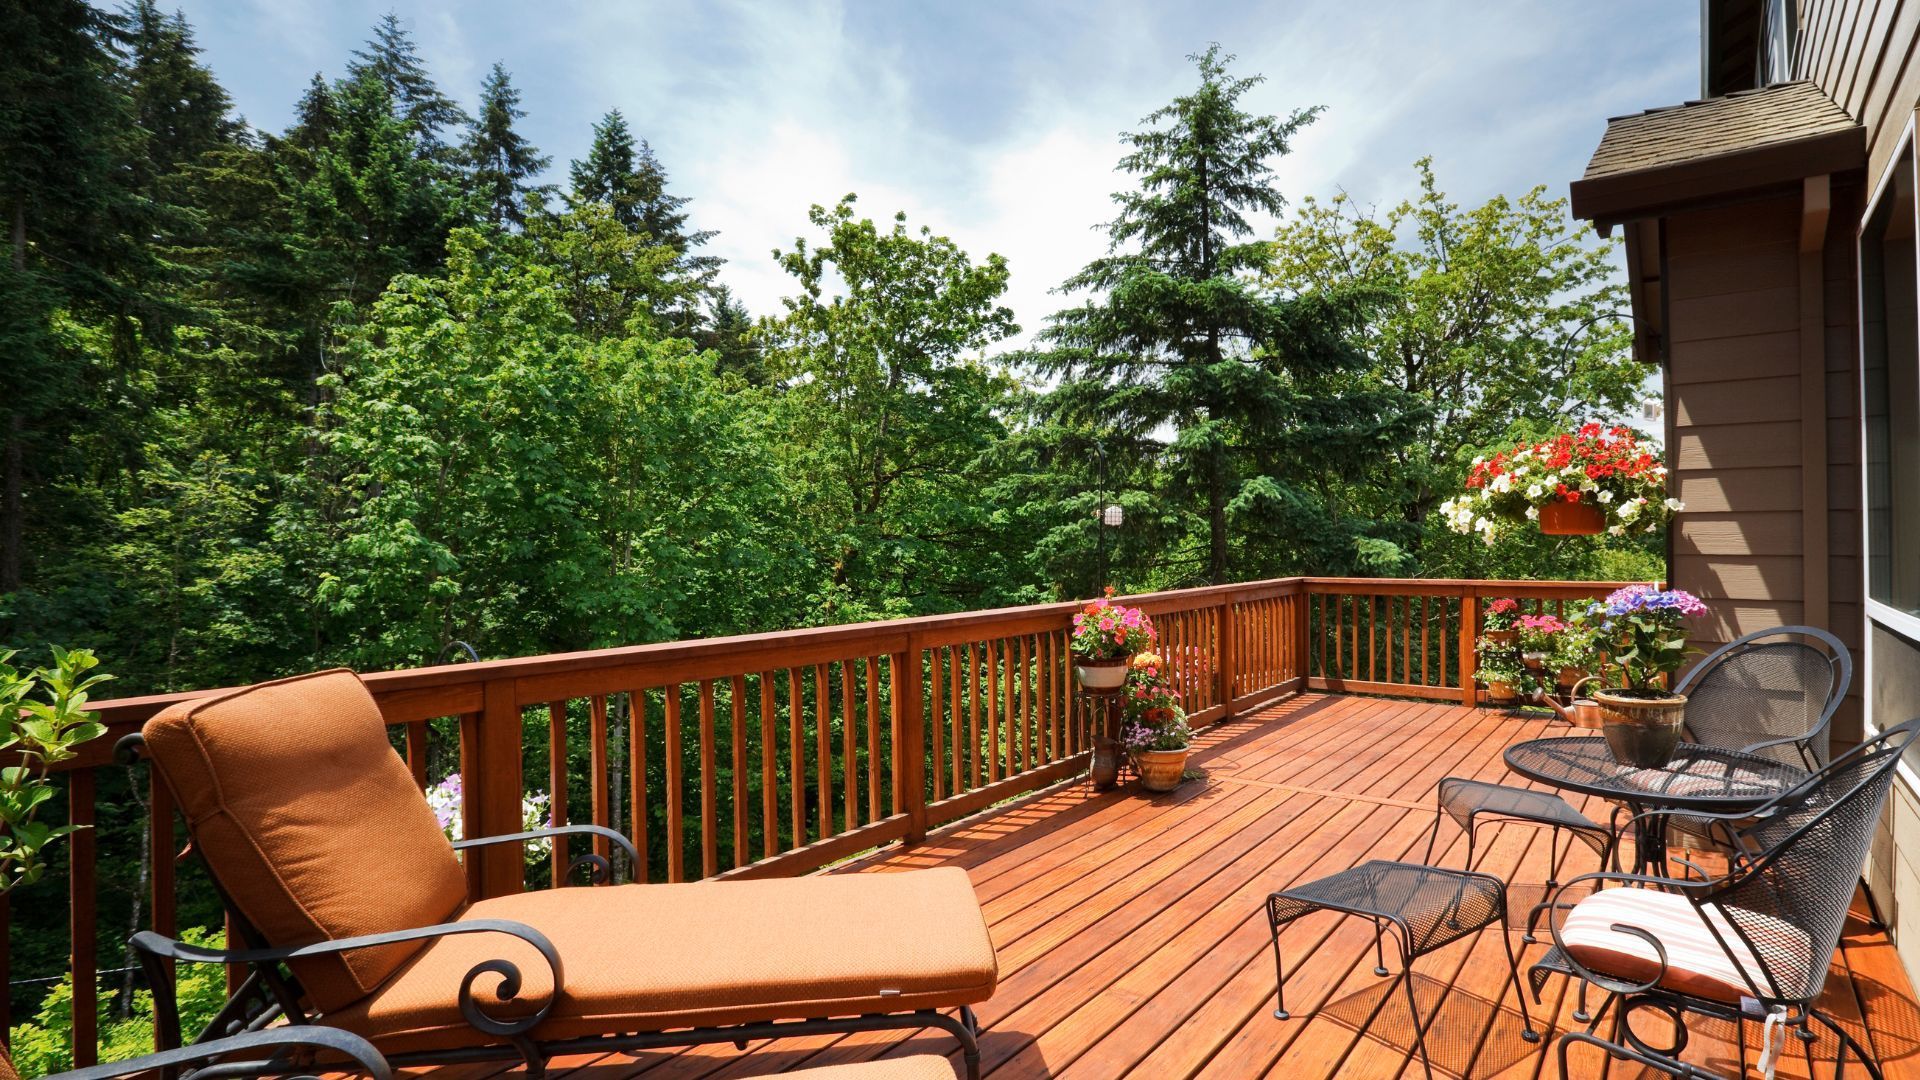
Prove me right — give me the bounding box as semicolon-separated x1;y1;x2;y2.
469;693;1920;1079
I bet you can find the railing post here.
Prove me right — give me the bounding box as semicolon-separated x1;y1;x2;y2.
895;639;928;843
1459;590;1480;707
1217;595;1238;720
464;678;526;898
1294;586;1311;683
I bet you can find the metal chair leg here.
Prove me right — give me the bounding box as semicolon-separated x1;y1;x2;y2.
1373;918;1391;977
1497;906;1542;1044
1270;915;1290;1020
1400;967;1435;1080
1809;1006;1886;1080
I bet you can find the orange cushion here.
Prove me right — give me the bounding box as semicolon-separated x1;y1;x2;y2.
787;1057;958;1079
142;669;468;1012
1561;887;1808;1003
325;868;999;1053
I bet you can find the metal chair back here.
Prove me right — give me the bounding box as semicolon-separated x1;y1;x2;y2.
1705;717;1918;1004
1675;625;1850;769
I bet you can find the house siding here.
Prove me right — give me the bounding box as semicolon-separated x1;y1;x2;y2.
1798;0;1920;182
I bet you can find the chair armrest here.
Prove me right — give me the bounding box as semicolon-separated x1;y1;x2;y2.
1556;1031;1727;1079
1616;807;1756;858
54;1026;393;1080
1736;730;1825;771
1543;870;1720;997
131;918;563;1039
453;824;639;883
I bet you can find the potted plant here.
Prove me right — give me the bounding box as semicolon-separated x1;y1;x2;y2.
1482;597;1522;648
1121;655;1190;792
1474;645;1526;704
1552;604;1606;688
1440;423;1681;542
1070;589;1157;692
1516;613;1564;672
1586;585;1708;767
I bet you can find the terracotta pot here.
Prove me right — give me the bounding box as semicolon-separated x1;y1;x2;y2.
1594;689;1688;767
1558;666;1589;688
1539;499;1606;535
1090;736;1123;789
1521;651;1550;672
1486;680;1518;704
1141;706;1179;724
1483;628;1518;648
1074;655;1130;693
1133;748;1190;792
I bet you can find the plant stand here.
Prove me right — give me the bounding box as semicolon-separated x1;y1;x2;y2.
1082;692;1132;791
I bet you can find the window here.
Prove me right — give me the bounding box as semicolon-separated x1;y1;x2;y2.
1760;0;1798;86
1862;147;1920;619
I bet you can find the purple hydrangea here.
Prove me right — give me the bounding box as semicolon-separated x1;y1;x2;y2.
1603;585;1708;618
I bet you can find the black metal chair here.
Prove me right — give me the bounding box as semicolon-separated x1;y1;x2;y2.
1422;776;1622;940
31;1027;392;1080
1675;624;1851;771
1531;717;1919;1080
1556;1031;1730;1079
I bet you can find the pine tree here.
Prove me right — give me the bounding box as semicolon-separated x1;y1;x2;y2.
346;11;466;161
123;0;240;185
283;73;336;153
569;110;641;227
700;285;764;384
463;62;551;228
1034;46;1416;583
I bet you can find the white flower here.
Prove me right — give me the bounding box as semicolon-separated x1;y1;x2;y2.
1664;497;1685;512
1472;455;1486;466
1526;484;1544;500
1609;524;1626;536
1490;474;1513;493
1525;506;1539;520
1598;490;1614;504
1619;501;1641;521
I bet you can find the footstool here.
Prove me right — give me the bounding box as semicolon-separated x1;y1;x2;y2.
1267;860;1540;1079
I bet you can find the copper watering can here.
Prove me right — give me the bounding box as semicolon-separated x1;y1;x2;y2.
1541;675;1607;729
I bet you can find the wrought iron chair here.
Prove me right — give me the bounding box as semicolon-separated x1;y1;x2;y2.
1421;776;1622;940
1531;717;1919;1080
1675;624;1851;771
21;1027;392;1080
1556;1031;1729;1079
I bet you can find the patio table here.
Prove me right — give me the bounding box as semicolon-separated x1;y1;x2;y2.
1503;736;1807;873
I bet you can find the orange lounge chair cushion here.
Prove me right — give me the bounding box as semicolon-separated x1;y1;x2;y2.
1561;887;1808;1003
141;669;468;1012
327;867;999;1053
785;1057;958;1079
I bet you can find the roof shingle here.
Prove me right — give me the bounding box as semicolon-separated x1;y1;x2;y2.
1583;80;1857;181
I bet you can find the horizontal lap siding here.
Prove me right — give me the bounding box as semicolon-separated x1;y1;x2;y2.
1799;0;1920;189
1664;196;1807;669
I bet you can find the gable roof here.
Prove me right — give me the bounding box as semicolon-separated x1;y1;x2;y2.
1571;81;1864;230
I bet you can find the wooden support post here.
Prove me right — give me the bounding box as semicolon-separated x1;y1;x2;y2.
895;641;928;843
1459;592;1480;707
1294;589;1311;681
466;679;526;898
1217;596;1238;720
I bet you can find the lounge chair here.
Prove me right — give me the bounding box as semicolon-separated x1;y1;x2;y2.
122;669;997;1079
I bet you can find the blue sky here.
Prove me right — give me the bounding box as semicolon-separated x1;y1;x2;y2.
169;1;1699;346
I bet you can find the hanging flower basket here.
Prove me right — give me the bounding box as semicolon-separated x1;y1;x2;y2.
1070;590;1156;693
1441;424;1681;543
1539;499;1606;535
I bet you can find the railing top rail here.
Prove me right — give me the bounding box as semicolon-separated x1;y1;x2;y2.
74;576;1639;735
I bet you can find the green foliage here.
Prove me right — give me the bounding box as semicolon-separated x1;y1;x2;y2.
0;647;110;891
1031;45;1420;586
7;926;227;1076
463;62;551;228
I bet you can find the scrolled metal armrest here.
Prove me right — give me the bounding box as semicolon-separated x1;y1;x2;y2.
1556;1030;1727;1079
54;1026;393;1080
131;918;565;1038
454;824;639;883
1544;871;1690;997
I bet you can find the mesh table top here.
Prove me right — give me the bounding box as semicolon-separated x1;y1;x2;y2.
1504;737;1807;811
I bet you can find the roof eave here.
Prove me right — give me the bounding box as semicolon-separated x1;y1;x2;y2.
1571;124;1865;231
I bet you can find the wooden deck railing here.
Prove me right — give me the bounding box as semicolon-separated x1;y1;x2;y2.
21;575;1633;1066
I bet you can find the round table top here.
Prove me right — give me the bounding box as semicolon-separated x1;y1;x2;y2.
1504;737;1808;811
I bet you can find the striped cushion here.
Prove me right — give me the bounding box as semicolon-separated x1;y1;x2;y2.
1561;888;1807;1003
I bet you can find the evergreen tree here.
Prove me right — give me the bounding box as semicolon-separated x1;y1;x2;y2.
463;62;551;228
123;0;240;186
568;111;720;325
700;286;765;384
345;11;466;162
283;73;336;153
1033;46;1417;584
569;110;641;227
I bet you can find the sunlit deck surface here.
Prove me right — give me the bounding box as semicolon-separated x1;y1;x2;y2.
435;694;1920;1079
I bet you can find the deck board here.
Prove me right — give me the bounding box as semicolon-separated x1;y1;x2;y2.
474;693;1920;1079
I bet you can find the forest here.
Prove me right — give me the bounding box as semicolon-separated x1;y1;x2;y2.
2;3;1658;1063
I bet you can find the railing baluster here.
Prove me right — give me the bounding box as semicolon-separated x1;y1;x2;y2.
630;691;648;882
549;702;568;888
759;673;777;860
589;695;610;865
861;656;878;821
1000;639;1016;779
930;647;945;801
69;770;98;1068
950;645;964;793
968;643;981;787
731;674;747;870
848;657;864;822
665;686;685;882
814;663;831;840
407;721;428;790
699;681;717;879
788;668;804;848
150;773;177;986
985;640;999;783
